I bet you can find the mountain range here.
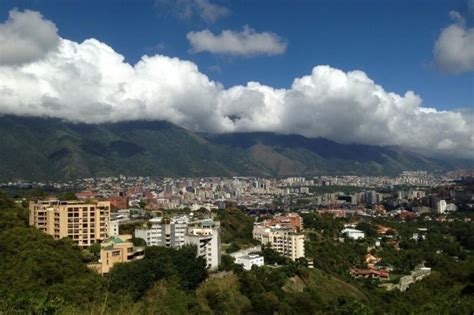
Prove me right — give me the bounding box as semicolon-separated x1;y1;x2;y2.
0;115;471;181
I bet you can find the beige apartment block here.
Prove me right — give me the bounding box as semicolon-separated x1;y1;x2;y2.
253;224;305;261
95;235;145;274
29;199;111;247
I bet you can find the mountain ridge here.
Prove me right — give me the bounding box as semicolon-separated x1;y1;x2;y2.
0;115;471;181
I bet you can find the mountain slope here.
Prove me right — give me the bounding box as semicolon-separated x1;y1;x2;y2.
203;132;464;177
0;116;239;180
0;115;470;181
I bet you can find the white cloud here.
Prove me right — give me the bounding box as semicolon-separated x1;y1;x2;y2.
0;9;59;65
156;0;229;23
187;25;288;56
0;10;473;159
434;11;474;73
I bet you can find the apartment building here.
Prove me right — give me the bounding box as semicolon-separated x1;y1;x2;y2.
134;216;221;270
253;213;305;261
264;213;303;231
29;199;111;247
96;235;144;274
185;219;221;270
134;215;189;247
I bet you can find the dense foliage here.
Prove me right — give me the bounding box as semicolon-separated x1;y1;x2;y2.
109;246;208;299
0;192;104;313
215;208;258;249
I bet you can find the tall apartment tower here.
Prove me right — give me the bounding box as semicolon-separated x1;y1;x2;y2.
29;199;111;247
134;215;189;247
252;213;305;261
135;216;221;270
185;219;221;270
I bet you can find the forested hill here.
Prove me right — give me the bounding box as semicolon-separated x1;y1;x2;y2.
0;115;470;181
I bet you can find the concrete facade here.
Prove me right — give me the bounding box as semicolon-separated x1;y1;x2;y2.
29;199;111;247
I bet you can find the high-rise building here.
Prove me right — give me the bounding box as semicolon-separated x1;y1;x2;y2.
185;219;221;270
134;216;221;270
435;200;447;214
29;199;111;247
253;213;305;261
134;215;189;247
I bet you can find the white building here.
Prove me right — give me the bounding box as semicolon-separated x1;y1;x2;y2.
134;215;189;247
109;219;120;237
446;203;457;212
185;219;221;270
341;228;365;240
435;200;447;214
229;245;262;259
235;254;264;270
135;216;221;270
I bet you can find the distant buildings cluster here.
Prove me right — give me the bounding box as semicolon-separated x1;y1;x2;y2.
7;170;460;216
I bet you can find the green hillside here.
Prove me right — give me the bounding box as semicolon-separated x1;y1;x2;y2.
0;115;470;181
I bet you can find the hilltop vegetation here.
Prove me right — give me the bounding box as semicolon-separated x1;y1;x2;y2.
0;192;104;313
215;208;258;250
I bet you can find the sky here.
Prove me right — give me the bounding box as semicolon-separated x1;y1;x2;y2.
0;0;473;158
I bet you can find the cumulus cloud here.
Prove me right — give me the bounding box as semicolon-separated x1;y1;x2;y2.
0;10;473;159
0;9;59;65
187;25;288;56
156;0;229;23
434;11;474;73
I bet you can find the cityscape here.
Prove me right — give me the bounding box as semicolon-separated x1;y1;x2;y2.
0;0;473;314
10;169;474;313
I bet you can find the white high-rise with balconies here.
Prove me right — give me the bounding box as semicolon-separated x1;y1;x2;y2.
134;215;189;247
135;216;221;270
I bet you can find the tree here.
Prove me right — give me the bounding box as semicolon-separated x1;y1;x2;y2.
57;191;78;200
261;244;289;265
132;237;146;247
195;274;251;314
108;245;208;300
88;242;101;258
215;208;257;246
356;222;377;238
218;255;236;272
225;242;241;254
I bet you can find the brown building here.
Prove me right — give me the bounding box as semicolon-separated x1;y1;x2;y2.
266;213;303;231
29;199;111;247
109;195;129;210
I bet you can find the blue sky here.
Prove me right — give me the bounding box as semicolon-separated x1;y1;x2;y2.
0;0;472;158
0;0;472;111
